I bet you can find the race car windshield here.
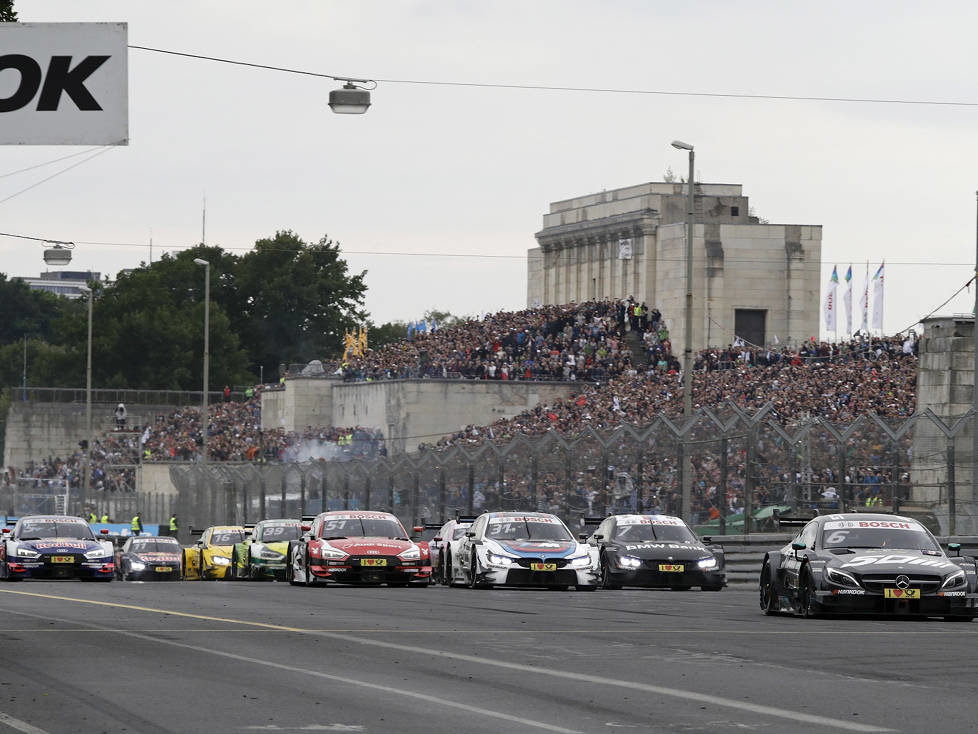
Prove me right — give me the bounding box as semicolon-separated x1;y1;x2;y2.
319;518;407;539
211;531;246;545
258;525;302;541
614;523;698;543
821;523;940;551
16;522;95;541
486;520;573;542
132;539;180;552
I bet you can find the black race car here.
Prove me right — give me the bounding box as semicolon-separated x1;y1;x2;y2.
759;512;978;620
586;514;726;591
115;535;183;580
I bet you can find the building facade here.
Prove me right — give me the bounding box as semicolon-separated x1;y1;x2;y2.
527;182;822;350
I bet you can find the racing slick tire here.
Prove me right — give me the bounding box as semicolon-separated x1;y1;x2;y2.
445;552;460;587
388;582;409;587
701;585;723;592
672;585;693;591
943;615;976;622
287;546;302;586
469;558;492;590
437;551;447;585
759;559;778;615
226;550;237;580
304;549;321;588
799;566;821;618
600;557;621;590
575;585;597;591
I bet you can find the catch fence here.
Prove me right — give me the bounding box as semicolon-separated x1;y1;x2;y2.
164;403;978;536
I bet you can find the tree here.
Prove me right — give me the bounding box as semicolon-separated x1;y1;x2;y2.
0;1;18;22
0;274;70;346
366;321;409;351
232;231;367;379
83;248;252;390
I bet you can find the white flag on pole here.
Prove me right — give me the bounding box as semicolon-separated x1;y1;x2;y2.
824;266;839;333
871;262;884;331
859;263;870;332
842;265;853;336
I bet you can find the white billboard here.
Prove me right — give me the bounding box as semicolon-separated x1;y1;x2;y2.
0;22;127;145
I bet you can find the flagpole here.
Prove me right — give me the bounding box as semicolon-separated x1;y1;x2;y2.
972;190;978;530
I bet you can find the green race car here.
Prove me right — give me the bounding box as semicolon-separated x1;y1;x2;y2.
228;519;303;580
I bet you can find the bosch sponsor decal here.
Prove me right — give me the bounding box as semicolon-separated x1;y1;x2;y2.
624;543;706;551
840;555;954;569
322;512;391;520
31;540;89;550
617;515;684;526
488;515;558;524
823;520;925;532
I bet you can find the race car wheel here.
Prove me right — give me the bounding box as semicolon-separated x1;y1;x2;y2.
672;586;693;591
444;552;455;586
226;550;237;580
575;585;597;591
759;560;778;614
943;615;976;622
799;567;820;618
287;546;302;586
437;551;446;585
469;558;491;590
600;559;622;590
304;549;319;588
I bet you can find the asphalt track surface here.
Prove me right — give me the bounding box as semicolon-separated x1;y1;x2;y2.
0;582;975;734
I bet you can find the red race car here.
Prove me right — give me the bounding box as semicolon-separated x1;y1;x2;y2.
287;511;432;587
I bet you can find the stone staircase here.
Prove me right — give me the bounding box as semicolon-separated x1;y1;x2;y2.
623;328;650;371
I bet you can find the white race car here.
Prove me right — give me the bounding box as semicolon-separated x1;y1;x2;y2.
448;511;599;590
430;517;474;585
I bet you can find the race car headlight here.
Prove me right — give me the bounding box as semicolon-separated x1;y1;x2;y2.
618;555;642;569
566;555;592;568
85;549;111;560
129;561;146;571
398;546;421;561
316;545;349;560
15;548;40;559
697;557;719;570
487;552;515;567
941;569;966;589
256;547;285;561
825;566;861;588
211;556;231;566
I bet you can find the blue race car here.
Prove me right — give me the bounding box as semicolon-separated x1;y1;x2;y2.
1;515;115;581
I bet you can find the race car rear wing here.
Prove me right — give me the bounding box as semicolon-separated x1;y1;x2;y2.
423;522;443;530
189;527;204;537
300;515;317;524
582;517;605;527
455;514;478;524
775;517;810;527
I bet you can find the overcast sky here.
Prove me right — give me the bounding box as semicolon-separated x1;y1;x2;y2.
3;1;977;339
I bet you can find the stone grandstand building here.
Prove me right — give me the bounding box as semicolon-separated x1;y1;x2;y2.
527;182;822;350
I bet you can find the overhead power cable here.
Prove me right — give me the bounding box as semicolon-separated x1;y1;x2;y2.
129;44;978;109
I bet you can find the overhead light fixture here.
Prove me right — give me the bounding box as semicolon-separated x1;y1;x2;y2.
328;78;375;114
671;140;694;151
43;243;74;266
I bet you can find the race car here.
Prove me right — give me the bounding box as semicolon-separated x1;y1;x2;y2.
759;512;978;620
0;515;114;581
586;514;726;591
448;511;599;590
183;525;247;580
287;510;432;587
115;535;182;580
429;517;474;585
228;519;302;580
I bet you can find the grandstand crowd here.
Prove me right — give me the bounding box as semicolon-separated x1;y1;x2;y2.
9;300;918;524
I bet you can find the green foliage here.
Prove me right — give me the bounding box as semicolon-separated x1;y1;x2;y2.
0;233;368;391
367;321;409;350
0;1;17;22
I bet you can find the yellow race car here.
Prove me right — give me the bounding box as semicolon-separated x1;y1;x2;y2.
183;525;248;580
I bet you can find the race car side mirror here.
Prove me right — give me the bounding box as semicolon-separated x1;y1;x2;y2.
593;533;604;541
578;533;588;541
2;528;10;534
433;536;442;543
301;525;311;532
702;536;713;545
949;542;962;556
100;529;109;535
465;531;475;538
791;540;806;558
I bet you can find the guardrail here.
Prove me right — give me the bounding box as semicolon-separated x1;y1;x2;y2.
8;387;243;405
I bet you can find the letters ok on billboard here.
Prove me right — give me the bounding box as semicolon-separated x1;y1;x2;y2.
0;22;127;145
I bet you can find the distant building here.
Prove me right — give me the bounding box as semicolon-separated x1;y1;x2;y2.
527;182;822;349
17;270;99;299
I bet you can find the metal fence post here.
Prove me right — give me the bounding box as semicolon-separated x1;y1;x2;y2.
719;436;728;535
948;440;957;536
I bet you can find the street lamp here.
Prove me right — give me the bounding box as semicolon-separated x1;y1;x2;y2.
79;284;94;515
328;79;374;114
671;139;695;522
194;259;210;465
